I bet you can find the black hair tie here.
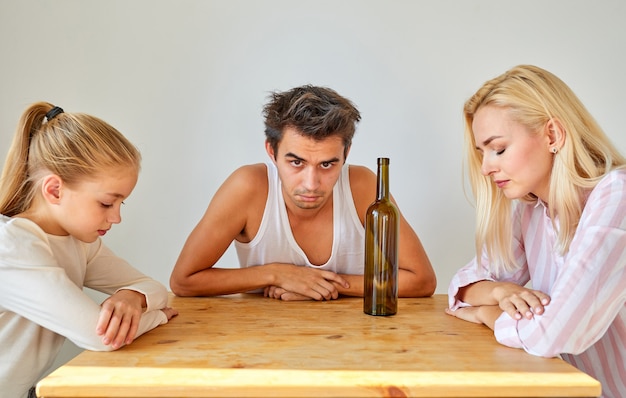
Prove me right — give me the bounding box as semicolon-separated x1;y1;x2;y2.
46;106;64;121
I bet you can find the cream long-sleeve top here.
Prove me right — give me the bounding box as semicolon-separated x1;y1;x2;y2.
448;169;626;398
0;216;169;398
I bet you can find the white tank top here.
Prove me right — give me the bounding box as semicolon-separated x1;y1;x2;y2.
235;162;365;275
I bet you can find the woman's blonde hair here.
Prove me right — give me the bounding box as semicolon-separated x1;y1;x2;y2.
464;65;626;274
0;102;141;217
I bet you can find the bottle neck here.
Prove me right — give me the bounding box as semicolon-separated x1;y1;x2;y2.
376;158;390;201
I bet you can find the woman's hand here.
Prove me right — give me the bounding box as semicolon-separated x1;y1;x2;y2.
445;305;502;329
458;281;551;321
491;282;551;320
451;281;552;329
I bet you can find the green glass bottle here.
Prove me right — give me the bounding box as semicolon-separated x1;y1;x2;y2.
363;157;399;316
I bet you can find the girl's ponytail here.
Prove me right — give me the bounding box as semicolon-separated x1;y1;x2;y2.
0;102;51;216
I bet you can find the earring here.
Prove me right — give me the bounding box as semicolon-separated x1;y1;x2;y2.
551;147;558;154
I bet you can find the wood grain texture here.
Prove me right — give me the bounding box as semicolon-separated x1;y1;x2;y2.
37;294;601;397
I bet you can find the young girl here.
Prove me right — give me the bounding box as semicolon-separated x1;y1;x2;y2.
0;102;178;398
446;65;625;398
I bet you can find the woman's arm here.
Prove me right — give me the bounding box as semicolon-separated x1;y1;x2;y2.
449;172;626;358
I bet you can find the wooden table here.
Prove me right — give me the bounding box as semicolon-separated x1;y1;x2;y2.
37;294;601;397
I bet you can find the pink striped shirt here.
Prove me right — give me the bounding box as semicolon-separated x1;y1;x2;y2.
448;169;626;398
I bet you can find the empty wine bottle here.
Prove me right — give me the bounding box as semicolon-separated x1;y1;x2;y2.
363;157;399;316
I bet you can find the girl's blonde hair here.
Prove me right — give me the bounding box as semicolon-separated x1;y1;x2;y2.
464;65;626;274
0;102;141;217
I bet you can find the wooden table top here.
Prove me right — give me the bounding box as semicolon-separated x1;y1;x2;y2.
37;294;601;397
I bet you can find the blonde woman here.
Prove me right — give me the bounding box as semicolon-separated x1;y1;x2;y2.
446;65;625;398
0;102;177;398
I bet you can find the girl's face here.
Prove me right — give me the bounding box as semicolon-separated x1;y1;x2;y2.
54;166;138;243
472;105;554;202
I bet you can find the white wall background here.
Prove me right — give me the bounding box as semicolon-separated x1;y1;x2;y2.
1;0;625;368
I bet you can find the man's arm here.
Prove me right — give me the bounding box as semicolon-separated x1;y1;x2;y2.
330;213;436;298
265;165;436;301
170;164;272;296
170;164;348;298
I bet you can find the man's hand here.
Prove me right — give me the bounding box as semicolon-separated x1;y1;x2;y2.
264;286;312;301
96;290;146;349
267;264;349;301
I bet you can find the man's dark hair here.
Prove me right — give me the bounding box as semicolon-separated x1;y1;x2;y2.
263;85;361;159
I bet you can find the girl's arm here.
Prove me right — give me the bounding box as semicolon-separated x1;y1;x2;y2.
84;241;175;348
0;220;170;351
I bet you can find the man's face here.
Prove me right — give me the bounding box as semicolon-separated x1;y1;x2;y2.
266;127;347;211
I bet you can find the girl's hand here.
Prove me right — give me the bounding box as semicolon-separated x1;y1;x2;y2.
492;282;551;321
96;290;146;349
161;307;178;320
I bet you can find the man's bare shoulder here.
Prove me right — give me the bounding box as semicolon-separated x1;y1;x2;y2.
225;163;269;192
346;164;377;221
347;164;376;194
208;163;268;224
231;163;268;178
219;163;268;242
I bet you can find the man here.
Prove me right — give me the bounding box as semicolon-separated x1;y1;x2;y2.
170;85;436;300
